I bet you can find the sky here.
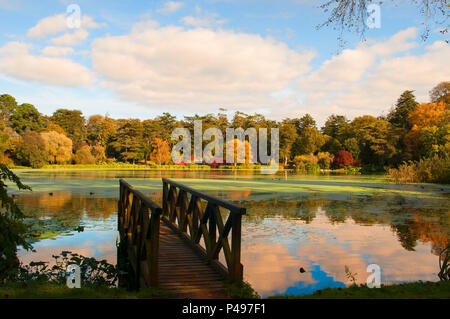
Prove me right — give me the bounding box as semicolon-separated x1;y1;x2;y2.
0;0;448;126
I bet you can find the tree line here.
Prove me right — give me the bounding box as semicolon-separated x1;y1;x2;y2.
0;81;448;172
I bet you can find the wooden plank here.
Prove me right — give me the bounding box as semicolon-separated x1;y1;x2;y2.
118;178;243;298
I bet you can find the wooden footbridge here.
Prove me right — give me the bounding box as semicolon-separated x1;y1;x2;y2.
117;178;246;298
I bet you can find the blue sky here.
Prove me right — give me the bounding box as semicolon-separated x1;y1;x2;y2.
0;0;448;125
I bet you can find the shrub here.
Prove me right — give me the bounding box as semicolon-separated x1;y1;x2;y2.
296;162;306;172
317;152;334;169
387;154;450;184
306;162;320;174
73;146;96;164
226;281;260;299
333;150;354;168
11;252;117;288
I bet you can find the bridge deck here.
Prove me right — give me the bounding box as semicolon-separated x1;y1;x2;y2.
118;178;245;299
158;222;228;298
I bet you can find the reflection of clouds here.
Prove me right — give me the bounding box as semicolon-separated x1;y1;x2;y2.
18;231;118;265
18;246;97;265
311;217;440;283
242;241;316;297
242;209;441;296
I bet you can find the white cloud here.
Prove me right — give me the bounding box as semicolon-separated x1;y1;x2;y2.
0;42;96;87
41;46;75;57
157;1;184;14
280;27;450;125
181;6;227;28
27;13;104;39
27;14;67;39
50;28;89;46
91;22;314;111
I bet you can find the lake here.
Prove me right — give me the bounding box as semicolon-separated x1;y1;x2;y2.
11;169;450;298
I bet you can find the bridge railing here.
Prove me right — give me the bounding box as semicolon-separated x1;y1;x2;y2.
118;179;162;288
162;178;246;283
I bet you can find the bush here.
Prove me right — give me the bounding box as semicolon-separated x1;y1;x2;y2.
9;251;117;288
305;162;320;173
226;281;260;299
333;150;354;168
387;154;450;184
317;152;333;169
73;146;96;165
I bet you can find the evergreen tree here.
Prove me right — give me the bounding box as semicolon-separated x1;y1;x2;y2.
388;90;419;130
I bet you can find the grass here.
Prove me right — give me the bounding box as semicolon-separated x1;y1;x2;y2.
226;281;261;299
3;281;449;299
268;281;450;299
0;282;174;299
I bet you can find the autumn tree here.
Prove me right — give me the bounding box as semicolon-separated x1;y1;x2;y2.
41;123;66;136
90;145;106;163
226;138;254;166
408;101;447;127
142;119;161;165
333;150;353;168
16;130;48;168
404;101;448;159
86;115;104;146
317;152;334;169
73;145;96;164
0;122;12;163
150;138;171;165
40;131;73;164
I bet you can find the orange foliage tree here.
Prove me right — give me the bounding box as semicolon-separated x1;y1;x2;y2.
226;138;254;165
404;101;448;159
150;138;171;165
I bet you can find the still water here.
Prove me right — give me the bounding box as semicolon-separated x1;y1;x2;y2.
11;169;450;298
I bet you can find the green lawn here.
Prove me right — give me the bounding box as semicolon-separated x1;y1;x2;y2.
3;281;449;299
269;281;450;299
0;282;173;299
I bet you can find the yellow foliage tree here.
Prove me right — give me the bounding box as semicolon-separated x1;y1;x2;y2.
40;131;72;164
404;101;448;159
408;102;447;128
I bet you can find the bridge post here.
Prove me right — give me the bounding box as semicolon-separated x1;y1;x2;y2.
230;211;244;282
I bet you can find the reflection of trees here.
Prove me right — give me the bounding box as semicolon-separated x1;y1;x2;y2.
391;222;418;251
17;192;117;226
223;193;449;256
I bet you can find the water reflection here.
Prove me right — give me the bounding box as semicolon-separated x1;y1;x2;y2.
13;170;450;298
